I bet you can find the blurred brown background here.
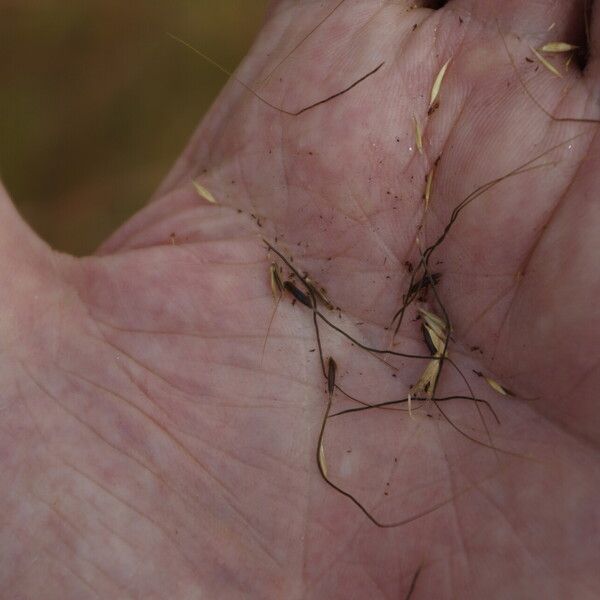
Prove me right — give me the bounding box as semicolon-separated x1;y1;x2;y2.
0;1;269;255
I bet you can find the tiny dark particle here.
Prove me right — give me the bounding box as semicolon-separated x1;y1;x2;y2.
473;370;483;377
525;56;534;63
428;101;439;116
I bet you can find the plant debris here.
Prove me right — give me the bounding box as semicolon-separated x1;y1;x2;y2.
192;179;217;204
414;115;423;154
530;45;562;77
539;42;578;53
424;166;434;210
429;58;451;108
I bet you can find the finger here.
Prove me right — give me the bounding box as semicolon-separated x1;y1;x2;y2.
584;0;600;81
268;0;437;16
0;180;47;257
262;0;438;61
0;180;54;327
448;0;587;43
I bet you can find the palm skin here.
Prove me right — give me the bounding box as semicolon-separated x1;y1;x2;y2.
1;1;599;598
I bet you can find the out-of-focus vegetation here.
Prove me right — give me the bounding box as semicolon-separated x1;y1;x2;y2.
0;1;268;254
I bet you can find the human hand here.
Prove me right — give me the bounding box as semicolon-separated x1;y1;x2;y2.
2;1;599;598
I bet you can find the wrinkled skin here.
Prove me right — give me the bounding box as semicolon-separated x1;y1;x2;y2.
1;1;599;598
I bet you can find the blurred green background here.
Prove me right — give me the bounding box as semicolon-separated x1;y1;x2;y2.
0;1;269;255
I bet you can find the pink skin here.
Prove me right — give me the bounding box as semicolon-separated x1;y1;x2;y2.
1;1;599;598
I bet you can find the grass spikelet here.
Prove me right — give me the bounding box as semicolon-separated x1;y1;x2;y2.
305;276;335;310
192;179;217;204
539;42;578;53
269;263;283;300
424;167;434;210
423;322;446;355
418;308;447;339
473;370;515;397
410;308;448;399
530;45;562;77
414;115;423;154
318;442;328;477
429;58;451;109
484;376;515;397
409;359;441;399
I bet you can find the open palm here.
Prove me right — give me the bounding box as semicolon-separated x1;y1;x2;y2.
2;1;599;598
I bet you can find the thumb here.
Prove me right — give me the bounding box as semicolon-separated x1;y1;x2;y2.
0;180;67;355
